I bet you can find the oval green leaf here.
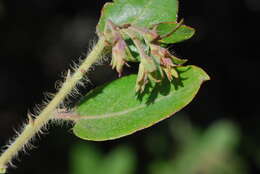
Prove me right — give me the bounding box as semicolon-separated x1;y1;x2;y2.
73;65;209;141
97;0;179;33
157;22;195;44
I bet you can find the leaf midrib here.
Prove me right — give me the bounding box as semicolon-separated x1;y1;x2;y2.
77;88;183;120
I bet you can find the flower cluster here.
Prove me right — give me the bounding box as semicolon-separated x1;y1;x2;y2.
103;20;187;93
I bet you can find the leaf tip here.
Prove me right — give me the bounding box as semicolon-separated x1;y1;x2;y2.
96;2;114;34
191;65;210;82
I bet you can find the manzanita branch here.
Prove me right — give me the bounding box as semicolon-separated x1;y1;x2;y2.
0;18;190;173
0;1;198;171
0;38;106;173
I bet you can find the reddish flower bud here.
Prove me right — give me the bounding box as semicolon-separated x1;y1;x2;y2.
110;34;135;76
136;63;148;92
150;44;182;81
111;38;128;76
103;20;187;93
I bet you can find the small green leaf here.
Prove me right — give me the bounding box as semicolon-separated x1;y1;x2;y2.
157;22;195;44
73;65;209;141
97;0;179;33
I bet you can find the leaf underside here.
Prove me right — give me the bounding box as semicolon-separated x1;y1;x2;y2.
97;0;195;46
73;65;210;141
97;0;179;33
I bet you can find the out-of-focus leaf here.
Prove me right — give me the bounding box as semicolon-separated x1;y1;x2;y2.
169;114;200;147
70;144;136;174
150;120;245;174
70;143;102;174
101;146;136;174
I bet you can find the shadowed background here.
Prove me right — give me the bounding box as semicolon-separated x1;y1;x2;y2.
0;0;259;173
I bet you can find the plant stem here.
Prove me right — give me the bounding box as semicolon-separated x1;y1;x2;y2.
0;38;106;172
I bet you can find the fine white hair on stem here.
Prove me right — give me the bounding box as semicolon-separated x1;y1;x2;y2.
54;80;63;90
0;38;107;171
51;116;75;128
4;39;101;145
1;121;38;167
58;40;108;108
44;38;108;119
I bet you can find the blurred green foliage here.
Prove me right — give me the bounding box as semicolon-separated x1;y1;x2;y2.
69;115;247;174
149;118;246;174
70;143;136;174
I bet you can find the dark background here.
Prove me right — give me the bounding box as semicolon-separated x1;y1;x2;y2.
0;0;259;173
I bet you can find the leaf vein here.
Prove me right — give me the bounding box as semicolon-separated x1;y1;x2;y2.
77;93;173;120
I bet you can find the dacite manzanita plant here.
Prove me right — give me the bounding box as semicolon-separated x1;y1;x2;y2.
0;0;210;173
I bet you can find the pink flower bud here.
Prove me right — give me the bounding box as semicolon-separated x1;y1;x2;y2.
103;20;187;93
136;63;148;92
111;39;127;76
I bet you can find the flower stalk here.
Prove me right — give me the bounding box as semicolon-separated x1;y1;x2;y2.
0;38;106;173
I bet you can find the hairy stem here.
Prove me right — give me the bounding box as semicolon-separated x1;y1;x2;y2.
0;38;106;172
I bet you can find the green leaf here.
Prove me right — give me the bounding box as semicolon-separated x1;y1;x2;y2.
157;22;195;44
97;0;179;33
73;65;209;141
